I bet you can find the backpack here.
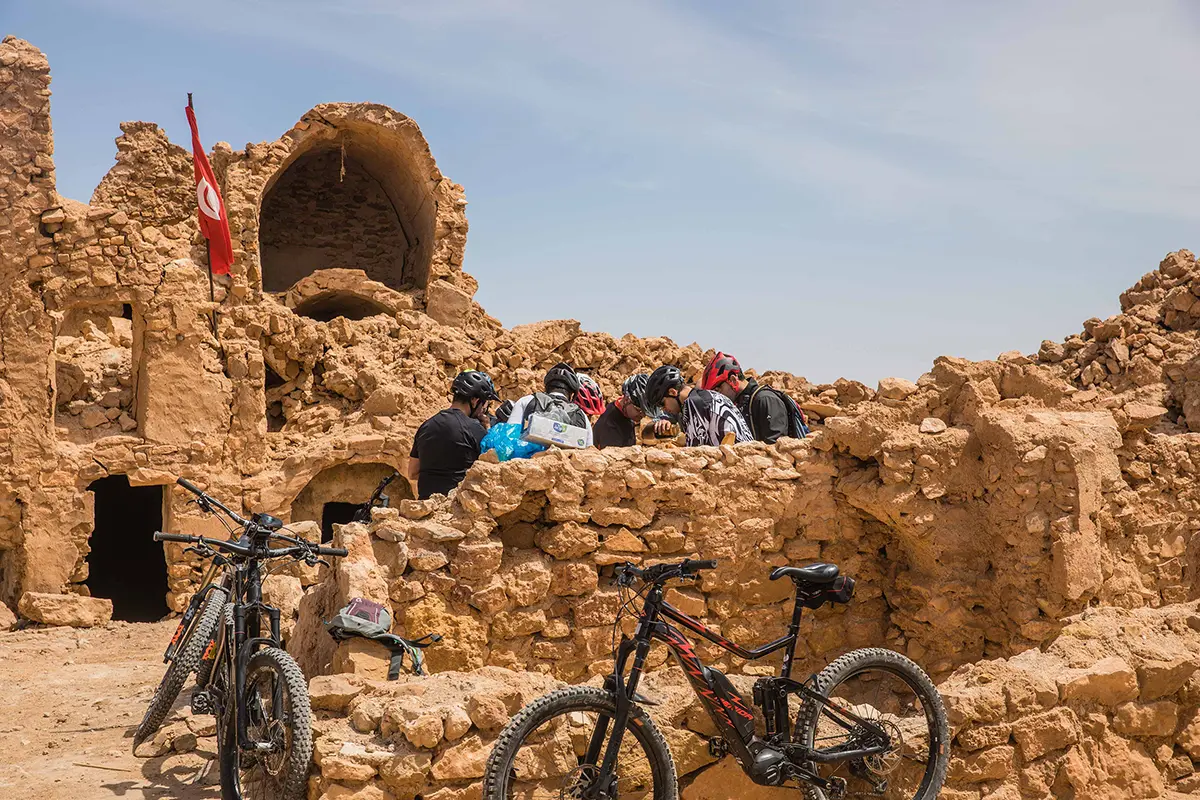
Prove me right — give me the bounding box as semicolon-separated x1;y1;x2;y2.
522;392;587;432
325;598;441;678
748;385;810;440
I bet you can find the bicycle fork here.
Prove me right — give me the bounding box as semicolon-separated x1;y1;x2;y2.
583;634;653;800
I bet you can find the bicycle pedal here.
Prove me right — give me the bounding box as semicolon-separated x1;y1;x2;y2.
191;690;213;715
707;737;729;758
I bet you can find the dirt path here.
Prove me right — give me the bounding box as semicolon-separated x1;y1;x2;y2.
0;620;222;800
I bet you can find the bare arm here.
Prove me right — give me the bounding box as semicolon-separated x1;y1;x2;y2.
407;457;420;482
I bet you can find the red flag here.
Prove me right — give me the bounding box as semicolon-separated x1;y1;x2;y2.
186;104;234;276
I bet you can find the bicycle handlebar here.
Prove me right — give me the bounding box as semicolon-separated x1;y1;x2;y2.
153;531;348;560
176;477;249;527
615;558;717;587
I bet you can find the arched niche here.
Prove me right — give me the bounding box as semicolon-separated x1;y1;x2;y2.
291;290;393;322
289;462;412;541
258;127;436;294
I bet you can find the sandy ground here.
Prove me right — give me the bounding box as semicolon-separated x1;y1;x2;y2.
0;620;222;800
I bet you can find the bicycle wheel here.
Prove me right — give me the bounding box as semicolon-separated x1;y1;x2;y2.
133;585;228;748
195;602;231;690
482;686;677;800
795;648;949;800
218;647;313;800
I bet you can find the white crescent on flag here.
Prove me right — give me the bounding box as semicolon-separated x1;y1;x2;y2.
197;177;222;220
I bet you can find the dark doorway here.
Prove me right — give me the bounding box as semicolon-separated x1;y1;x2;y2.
321;502;359;543
85;476;168;622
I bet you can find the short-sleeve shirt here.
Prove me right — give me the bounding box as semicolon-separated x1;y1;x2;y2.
409;408;486;499
680;389;752;447
593;402;636;449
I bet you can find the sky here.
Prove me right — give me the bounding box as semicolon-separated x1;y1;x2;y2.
5;1;1199;384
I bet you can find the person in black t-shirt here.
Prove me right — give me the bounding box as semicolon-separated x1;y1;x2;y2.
593;373;654;448
407;371;500;500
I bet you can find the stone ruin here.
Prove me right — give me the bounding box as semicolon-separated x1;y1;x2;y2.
8;34;1200;799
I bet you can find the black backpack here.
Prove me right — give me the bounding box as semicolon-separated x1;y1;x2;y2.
748;385;810;440
522;392;587;431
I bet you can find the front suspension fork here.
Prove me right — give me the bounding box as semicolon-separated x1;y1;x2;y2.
584;636;651;799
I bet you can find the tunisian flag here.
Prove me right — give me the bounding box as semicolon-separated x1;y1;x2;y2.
186;104;234;276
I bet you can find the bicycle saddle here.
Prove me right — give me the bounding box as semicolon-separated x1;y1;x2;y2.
770;563;839;585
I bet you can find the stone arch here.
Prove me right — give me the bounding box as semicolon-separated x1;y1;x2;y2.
289;461;413;540
255;106;457;295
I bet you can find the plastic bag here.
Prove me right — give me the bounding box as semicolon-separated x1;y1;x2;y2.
481;422;548;462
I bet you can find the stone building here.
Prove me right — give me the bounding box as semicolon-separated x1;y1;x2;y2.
0;36;770;620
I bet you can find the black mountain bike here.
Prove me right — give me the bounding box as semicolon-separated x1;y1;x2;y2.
150;478;348;800
483;558;949;800
351;469;401;524
133;479;246;747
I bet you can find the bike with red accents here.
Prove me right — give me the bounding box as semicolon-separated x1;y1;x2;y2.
482;558;949;800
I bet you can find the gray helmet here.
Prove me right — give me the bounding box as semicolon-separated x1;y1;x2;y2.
622;373;650;411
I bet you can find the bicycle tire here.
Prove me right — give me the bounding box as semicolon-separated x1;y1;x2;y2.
218;646;313;800
133;585;228;748
795;647;949;800
195;602;231;690
482;685;678;800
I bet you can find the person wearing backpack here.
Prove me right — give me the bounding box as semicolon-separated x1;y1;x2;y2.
407;370;500;499
701;352;809;443
643;364;751;447
506;362;595;447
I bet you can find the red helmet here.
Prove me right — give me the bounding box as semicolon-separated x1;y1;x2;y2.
701;352;743;391
576;374;606;416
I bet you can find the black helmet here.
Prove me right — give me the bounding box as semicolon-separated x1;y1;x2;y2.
451;370;500;401
622;373;650;411
644;365;685;411
543;362;580;396
494;399;514;423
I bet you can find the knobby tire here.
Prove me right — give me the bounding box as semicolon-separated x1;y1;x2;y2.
482;685;678;800
133;585;228;748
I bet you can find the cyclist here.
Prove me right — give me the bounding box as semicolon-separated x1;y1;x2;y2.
408;370;500;499
643;364;751;447
593;373;667;448
576;374;606;421
506;362;594;447
701;351;794;443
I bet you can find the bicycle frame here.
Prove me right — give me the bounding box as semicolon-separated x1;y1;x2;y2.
592;578;890;795
207;540;286;752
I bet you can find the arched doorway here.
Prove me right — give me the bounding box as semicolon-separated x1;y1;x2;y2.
290;462;413;542
258;130;437;294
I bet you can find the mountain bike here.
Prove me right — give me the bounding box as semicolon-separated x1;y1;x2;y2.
483;558;949;800
133;479;247;747
351;469;401;524
150;477;348;800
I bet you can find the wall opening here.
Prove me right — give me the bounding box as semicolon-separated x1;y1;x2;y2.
85;476;167;622
290;462;412;535
259;142;422;293
54;303;137;441
265;364;286;433
292;290;393;322
321;502;360;543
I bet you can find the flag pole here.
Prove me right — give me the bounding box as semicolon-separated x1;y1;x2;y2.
190;92;221;346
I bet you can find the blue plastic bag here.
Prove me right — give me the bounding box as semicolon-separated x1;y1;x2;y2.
481;423;548;462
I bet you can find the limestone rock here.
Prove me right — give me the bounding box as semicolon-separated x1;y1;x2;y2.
17;592;112;627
